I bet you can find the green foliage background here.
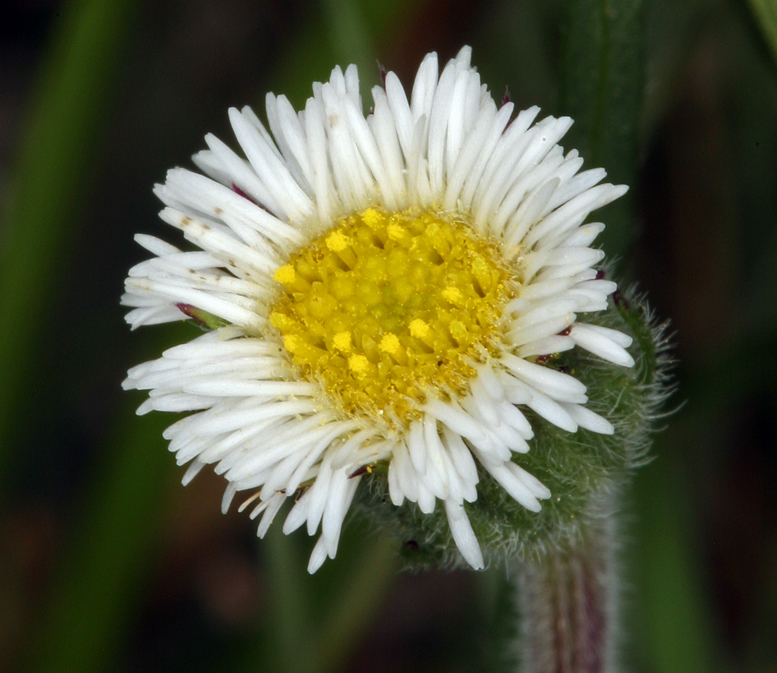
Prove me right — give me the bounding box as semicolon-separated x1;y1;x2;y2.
1;0;776;671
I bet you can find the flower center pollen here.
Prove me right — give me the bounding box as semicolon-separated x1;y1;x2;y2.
270;207;515;426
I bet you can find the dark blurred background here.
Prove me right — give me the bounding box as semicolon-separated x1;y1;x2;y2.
1;0;776;671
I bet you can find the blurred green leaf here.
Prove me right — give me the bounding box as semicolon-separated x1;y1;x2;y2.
0;0;139;484
479;568;520;673
235;522;396;673
269;0;417;109
747;0;777;68
559;0;646;263
29;394;174;673
322;0;374;89
633;460;720;673
262;526;317;673
316;532;396;673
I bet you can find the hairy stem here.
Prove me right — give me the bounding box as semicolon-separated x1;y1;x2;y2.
516;512;617;673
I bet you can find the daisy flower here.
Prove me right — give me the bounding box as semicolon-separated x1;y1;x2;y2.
123;46;635;573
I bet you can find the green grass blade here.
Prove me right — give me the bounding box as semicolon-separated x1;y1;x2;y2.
316;534;396;673
29;400;174;673
0;0;139;484
261;525;318;673
268;0;416;109
322;0;375;91
747;0;777;68
232;525;396;673
633;459;719;673
559;0;646;263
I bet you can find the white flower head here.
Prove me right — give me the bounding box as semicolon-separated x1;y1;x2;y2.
123;47;635;573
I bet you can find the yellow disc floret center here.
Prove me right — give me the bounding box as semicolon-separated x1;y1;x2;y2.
270;207;515;426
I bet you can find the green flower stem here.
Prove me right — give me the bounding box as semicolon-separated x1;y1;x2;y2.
516;502;617;673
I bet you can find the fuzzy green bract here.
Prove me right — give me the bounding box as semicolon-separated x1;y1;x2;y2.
354;284;670;568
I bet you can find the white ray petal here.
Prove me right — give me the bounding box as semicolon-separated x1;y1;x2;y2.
570;324;635;367
445;500;484;570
